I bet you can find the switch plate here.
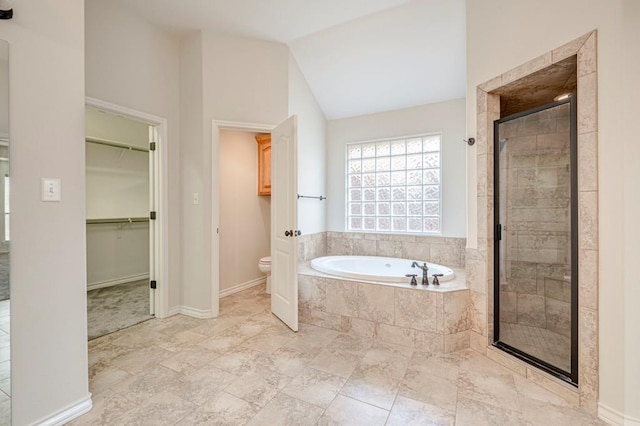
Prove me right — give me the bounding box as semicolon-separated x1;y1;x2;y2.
193;192;199;205
42;178;61;202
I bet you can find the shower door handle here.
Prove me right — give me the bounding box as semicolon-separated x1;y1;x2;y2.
496;224;502;241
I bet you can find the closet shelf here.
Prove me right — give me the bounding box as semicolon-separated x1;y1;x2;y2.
86;217;149;225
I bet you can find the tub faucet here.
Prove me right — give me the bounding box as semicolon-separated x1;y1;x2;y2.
411;262;429;285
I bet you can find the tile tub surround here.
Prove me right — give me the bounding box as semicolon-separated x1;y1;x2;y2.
326;231;466;268
469;31;599;414
298;263;470;354
297;232;327;262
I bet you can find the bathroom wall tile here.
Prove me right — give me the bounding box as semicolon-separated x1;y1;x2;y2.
476;87;488;115
577;72;598;134
537;132;570;151
499;291;518;324
435;293;444;334
578;132;598;192
444;291;470;334
399;241;431;262
377;323;415;348
443;330;469;353
579;380;598;415
545;298;571;338
341;316;378;340
578;249;598;310
476;112;488;155
478;74;503;93
298;275;326;311
502;52;553;86
466;257;487;294
516;294;546;327
470;331;487;354
578;191;598;250
325;279;358;317
358;283;395;324
577;32;597;78
552;32;590;63
544;277;571;302
487;93;500;116
526;368;580;407
430;243;464;267
469;291;487;335
394;287;437;332
578;308;598;393
413;330;444;354
299;309;342;332
375;239;406;258
485;347;527;377
477;154;487;197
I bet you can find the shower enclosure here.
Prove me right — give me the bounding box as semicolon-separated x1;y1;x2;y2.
493;96;578;384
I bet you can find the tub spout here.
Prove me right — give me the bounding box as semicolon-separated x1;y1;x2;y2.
411;262;429;285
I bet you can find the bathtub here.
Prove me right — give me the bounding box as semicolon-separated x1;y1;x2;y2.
310;255;454;284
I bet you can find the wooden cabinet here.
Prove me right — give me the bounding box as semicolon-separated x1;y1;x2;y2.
255;134;271;196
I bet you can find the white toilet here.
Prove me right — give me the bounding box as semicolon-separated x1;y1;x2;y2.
258;256;272;294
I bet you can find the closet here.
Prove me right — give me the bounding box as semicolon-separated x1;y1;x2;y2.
85;106;153;339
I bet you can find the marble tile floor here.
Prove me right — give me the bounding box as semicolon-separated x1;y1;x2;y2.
73;285;605;425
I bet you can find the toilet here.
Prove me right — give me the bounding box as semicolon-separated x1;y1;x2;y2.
258;256;271;294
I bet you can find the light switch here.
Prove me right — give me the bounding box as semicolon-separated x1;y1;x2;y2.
42;178;61;202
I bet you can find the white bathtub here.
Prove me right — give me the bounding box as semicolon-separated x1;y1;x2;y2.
310;255;455;284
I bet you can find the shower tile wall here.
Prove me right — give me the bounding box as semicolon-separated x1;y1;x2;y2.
325;232;466;268
499;104;572;359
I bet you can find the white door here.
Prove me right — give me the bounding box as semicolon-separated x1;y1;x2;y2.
271;115;298;331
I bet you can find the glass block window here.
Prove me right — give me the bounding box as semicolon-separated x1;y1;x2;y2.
347;134;441;234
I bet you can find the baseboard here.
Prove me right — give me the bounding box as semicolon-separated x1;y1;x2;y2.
166;305;214;319
220;277;265;298
34;394;93;426
87;273;150;291
599;402;640;426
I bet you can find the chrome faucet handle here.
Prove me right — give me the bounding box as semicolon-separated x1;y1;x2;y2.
432;273;443;286
405;274;418;286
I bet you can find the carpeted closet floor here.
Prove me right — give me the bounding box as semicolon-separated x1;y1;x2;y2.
87;280;153;340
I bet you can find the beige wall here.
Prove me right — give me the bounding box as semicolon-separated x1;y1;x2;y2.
0;1;89;424
288;55;327;235
85;0;182;311
466;0;640;421
219;130;270;292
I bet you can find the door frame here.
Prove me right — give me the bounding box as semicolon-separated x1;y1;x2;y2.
85;97;169;318
211;120;275;316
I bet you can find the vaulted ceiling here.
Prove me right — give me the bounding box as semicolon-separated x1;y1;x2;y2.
116;0;467;119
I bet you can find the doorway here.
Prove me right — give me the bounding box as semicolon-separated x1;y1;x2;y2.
84;98;168;338
493;96;578;384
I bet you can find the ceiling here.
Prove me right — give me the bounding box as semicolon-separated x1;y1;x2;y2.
116;0;467;120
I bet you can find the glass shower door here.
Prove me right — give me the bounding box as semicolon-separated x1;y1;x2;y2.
493;97;578;384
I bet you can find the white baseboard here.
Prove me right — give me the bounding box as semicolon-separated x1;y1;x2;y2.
87;273;150;291
220;277;266;298
35;394;93;426
599;402;640;426
166;305;214;319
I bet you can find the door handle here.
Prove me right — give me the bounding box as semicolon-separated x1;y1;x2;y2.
294;230;302;237
284;230;292;237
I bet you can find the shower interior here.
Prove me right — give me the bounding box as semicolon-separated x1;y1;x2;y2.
493;94;578;383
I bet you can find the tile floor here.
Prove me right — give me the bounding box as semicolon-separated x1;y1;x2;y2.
73;285;605;425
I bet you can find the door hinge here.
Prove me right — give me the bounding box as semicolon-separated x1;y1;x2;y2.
150;280;157;289
150;142;156;151
496;224;502;241
150;211;157;220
